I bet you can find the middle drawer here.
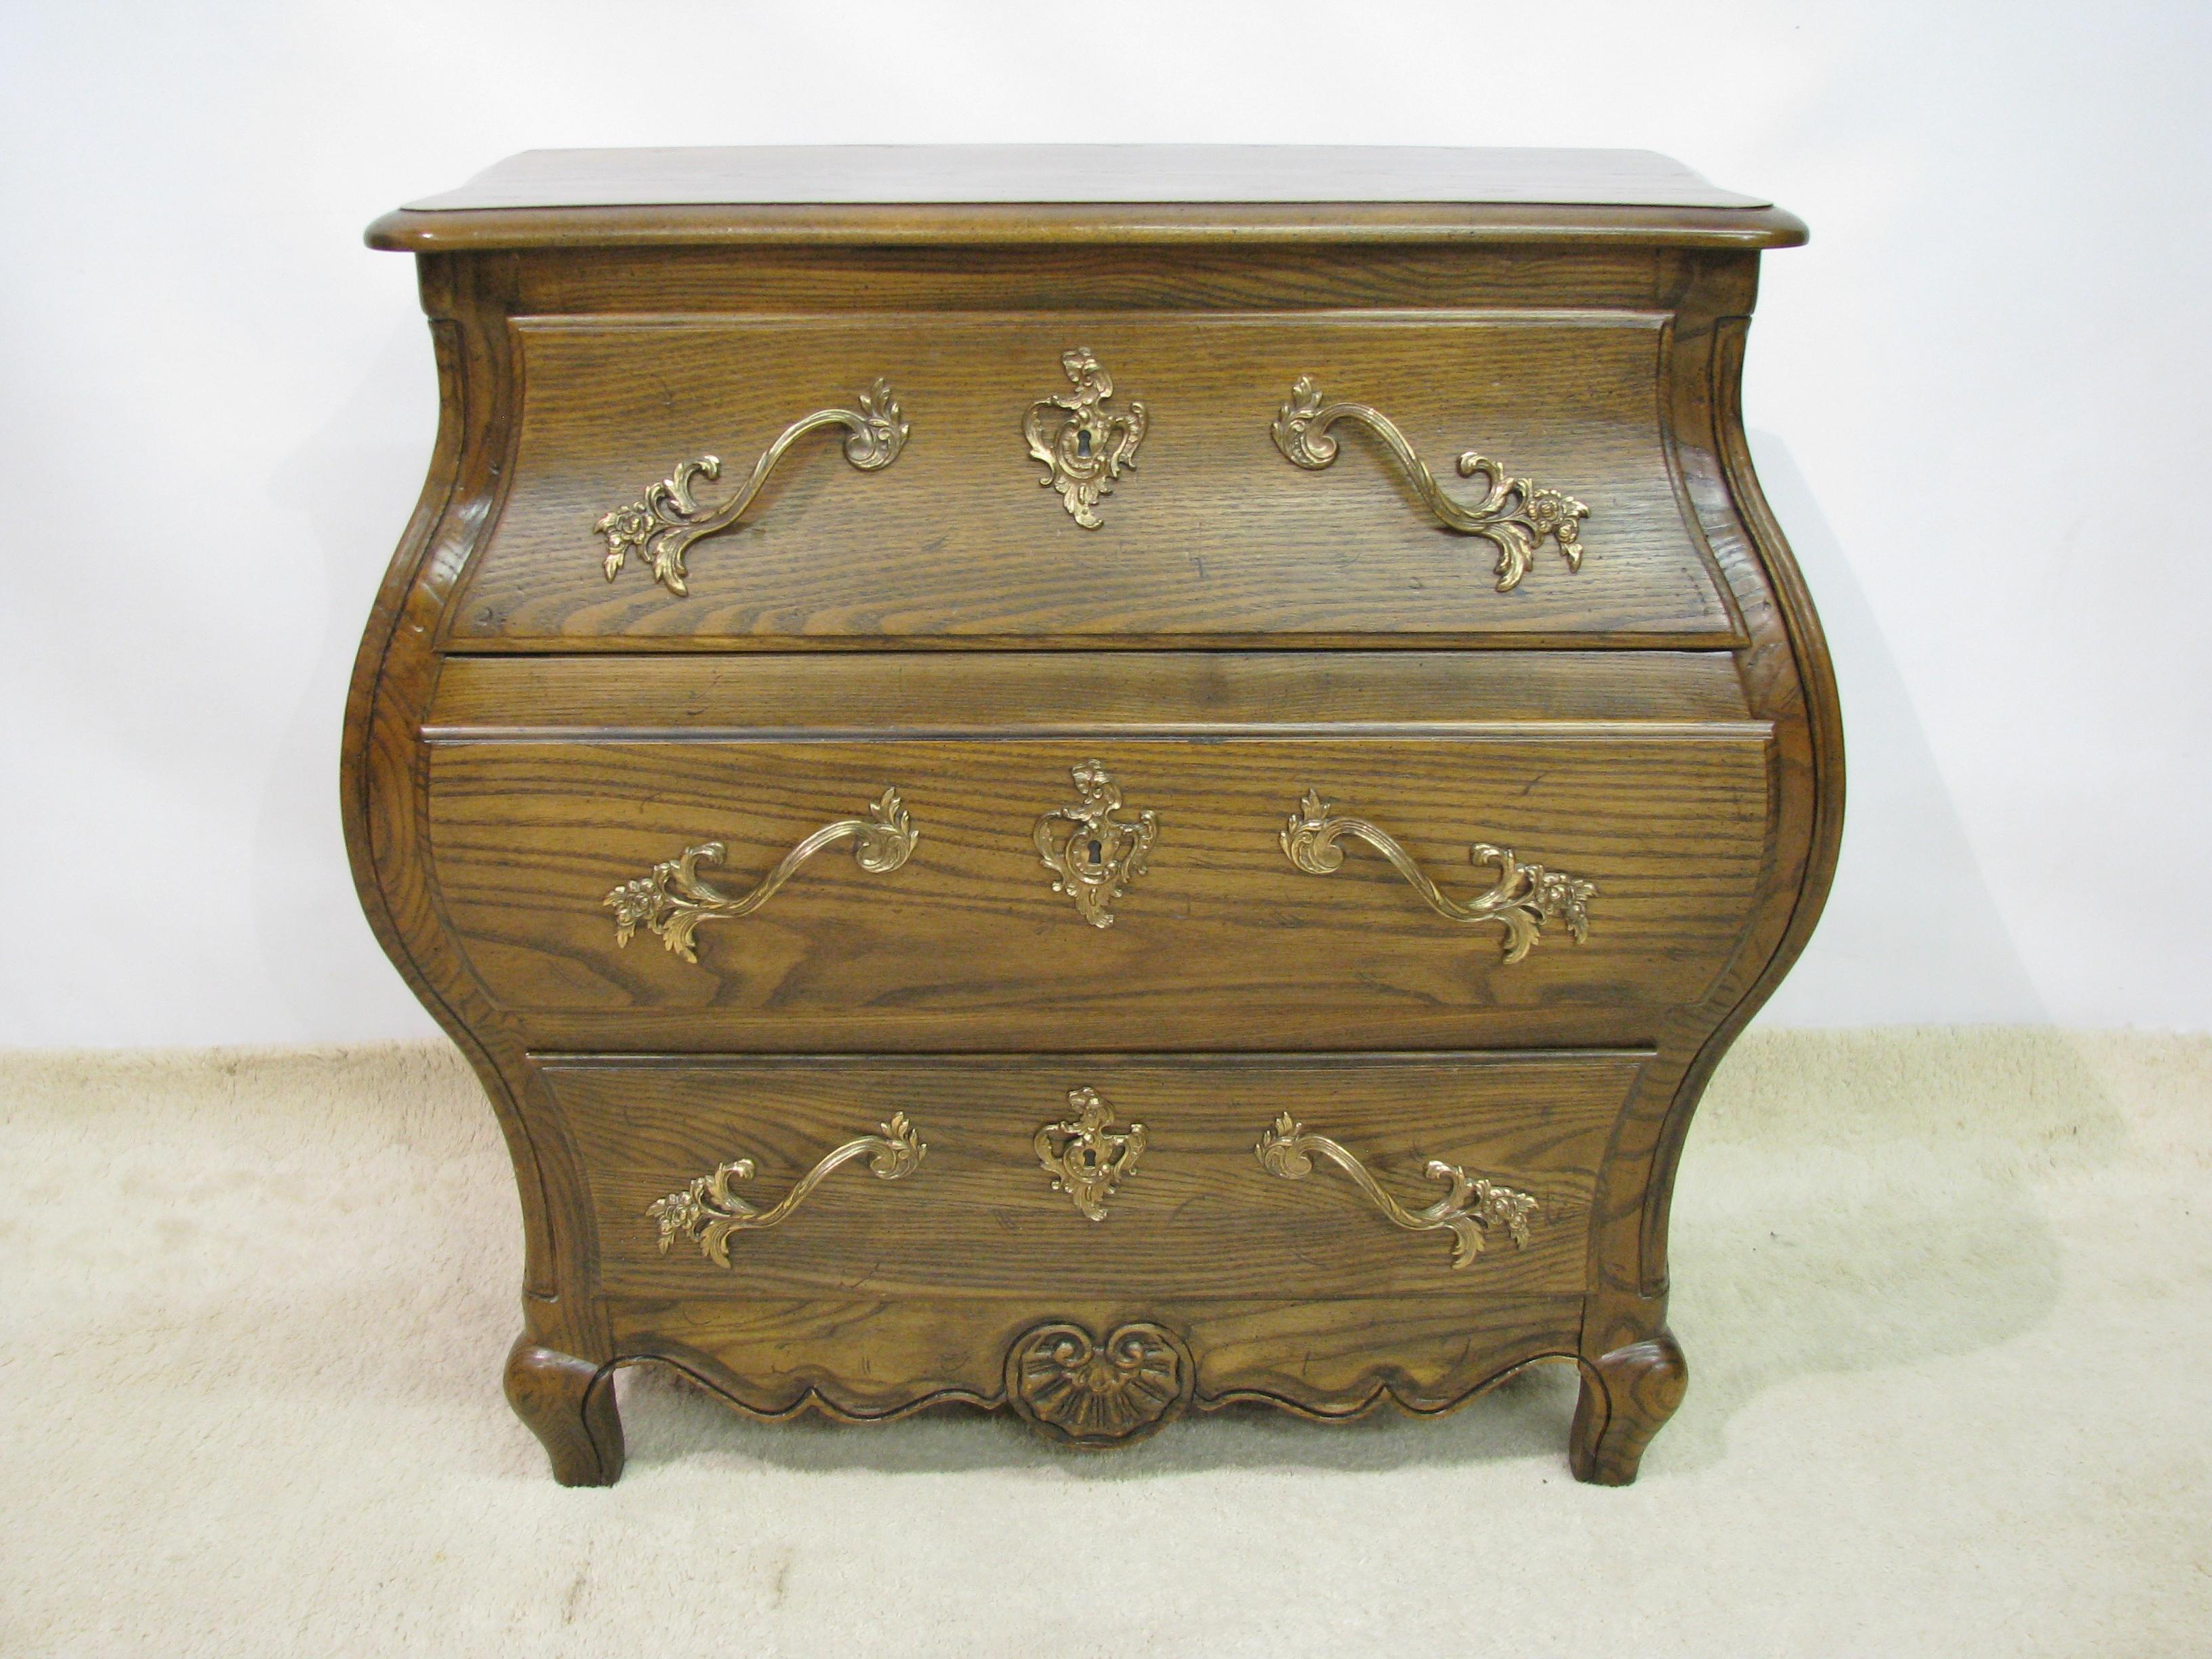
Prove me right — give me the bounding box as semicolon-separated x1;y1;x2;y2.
425;655;1771;1050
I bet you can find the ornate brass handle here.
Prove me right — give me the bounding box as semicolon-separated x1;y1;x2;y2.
1035;1088;1147;1221
1270;375;1586;591
1281;789;1593;963
1255;1113;1538;1269
594;377;909;595
649;1113;926;1267
606;787;917;963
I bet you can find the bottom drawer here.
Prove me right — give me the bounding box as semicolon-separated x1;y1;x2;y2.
539;1051;1645;1303
539;1050;1647;1432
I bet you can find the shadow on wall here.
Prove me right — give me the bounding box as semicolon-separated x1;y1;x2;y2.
1745;430;2045;1026
1652;1027;2123;1477
609;1027;2111;1482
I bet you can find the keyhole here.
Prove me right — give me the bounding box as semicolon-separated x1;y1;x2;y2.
1076;428;1093;459
1087;838;1104;865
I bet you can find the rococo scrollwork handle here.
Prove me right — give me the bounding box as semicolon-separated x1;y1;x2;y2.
1270;375;1587;591
1255;1113;1538;1269
606;787;918;963
595;377;909;596
649;1113;926;1267
1282;789;1593;963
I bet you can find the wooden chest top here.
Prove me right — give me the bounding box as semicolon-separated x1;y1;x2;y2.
369;143;1803;247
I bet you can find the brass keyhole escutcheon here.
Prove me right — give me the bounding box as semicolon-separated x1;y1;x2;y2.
1024;348;1147;529
1032;760;1157;928
1035;1089;1147;1222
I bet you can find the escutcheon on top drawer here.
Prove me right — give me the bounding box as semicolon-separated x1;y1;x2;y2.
445;312;1741;647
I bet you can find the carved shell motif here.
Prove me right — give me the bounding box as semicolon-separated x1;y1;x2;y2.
1006;1321;1191;1447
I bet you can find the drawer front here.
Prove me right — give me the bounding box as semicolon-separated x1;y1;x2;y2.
540;1052;1647;1302
428;727;1772;1049
450;311;1740;646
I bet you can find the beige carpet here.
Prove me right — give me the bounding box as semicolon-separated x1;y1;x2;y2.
1;1031;2206;1656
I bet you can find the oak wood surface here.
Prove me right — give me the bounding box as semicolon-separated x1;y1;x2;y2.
451;312;1740;647
504;1338;622;1487
371;201;1809;255
613;1292;1584;1425
342;152;1841;1485
426;649;1755;736
542;1052;1642;1300
426;731;1771;1048
508;243;1683;321
370;146;1802;257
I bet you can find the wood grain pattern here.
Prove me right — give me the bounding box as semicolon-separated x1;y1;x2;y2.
609;1292;1583;1428
1186;1294;1578;1417
426;731;1771;1048
426;649;1754;735
1570;1332;1688;1486
447;313;1741;646
504;1337;623;1488
369;153;1807;251
369;201;1808;255
508;244;1681;323
540;1052;1643;1300
343;152;1840;1484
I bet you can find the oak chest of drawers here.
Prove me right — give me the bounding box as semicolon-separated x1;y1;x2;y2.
348;145;1841;1485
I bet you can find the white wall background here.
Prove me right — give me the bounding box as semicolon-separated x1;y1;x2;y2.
3;0;2206;1047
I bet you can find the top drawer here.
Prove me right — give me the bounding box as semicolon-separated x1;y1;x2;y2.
446;312;1743;648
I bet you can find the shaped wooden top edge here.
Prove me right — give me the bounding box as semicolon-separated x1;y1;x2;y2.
365;199;1809;254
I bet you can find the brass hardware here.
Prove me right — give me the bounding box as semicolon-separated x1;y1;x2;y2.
1255;1113;1538;1269
649;1113;926;1267
607;787;917;963
1033;760;1158;928
1006;1321;1191;1447
1025;348;1147;528
1034;1088;1147;1221
595;377;909;595
1281;788;1593;963
1271;375;1587;591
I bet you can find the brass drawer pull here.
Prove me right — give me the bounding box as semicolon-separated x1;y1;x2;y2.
1035;1088;1147;1221
1270;375;1587;591
606;787;917;963
1255;1113;1538;1269
1281;788;1593;963
649;1113;926;1267
595;377;909;596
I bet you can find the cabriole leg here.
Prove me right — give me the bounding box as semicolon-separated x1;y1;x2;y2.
1569;1331;1687;1486
504;1335;625;1487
